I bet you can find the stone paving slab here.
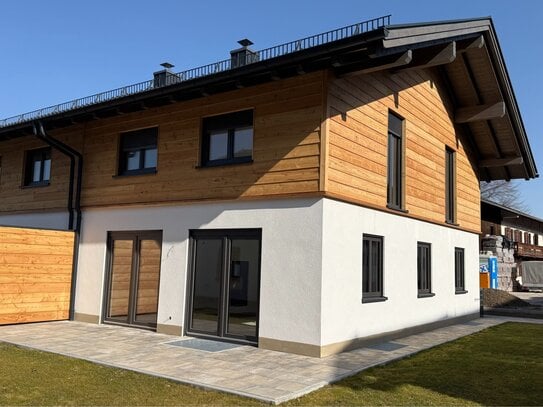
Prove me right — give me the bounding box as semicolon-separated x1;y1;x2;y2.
1;316;541;404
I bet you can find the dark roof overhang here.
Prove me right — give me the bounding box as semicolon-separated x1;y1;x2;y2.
0;17;537;181
373;18;538;181
0;22;388;138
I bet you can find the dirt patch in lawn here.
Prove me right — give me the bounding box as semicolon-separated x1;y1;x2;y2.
482;288;531;308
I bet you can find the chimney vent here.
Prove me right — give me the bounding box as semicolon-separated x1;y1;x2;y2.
237;39;253;47
160;62;175;69
230;39;259;69
153;62;181;88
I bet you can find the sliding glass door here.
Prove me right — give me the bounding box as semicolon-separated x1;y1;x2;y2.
187;229;261;344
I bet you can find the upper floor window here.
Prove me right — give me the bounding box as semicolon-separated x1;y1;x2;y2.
201;110;253;167
387;112;404;210
445;147;457;224
24;147;51;187
417;242;434;297
118;127;158;176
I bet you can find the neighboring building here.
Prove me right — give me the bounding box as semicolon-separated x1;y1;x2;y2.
481;199;543;258
481;199;543;290
0;16;538;357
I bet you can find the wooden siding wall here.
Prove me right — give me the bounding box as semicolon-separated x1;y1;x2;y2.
0;129;83;213
0;226;74;324
109;239;133;317
109;238;160;317
326;69;481;233
80;72;324;207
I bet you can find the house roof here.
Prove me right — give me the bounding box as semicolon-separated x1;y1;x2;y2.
0;16;537;181
482;199;543;235
482;199;543;225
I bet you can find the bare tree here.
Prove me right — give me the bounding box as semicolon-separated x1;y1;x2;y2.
480;180;530;213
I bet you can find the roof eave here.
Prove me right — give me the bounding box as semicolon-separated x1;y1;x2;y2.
382;19;538;180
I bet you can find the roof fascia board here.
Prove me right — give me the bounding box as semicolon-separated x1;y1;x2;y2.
483;21;538;179
381;25;490;49
384;19;491;39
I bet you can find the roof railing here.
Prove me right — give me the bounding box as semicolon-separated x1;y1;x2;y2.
0;15;390;128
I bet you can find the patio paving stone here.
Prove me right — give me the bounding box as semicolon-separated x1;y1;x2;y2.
1;316;542;404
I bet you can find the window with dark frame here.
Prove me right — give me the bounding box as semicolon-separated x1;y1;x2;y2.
201;109;253;167
417;242;433;297
445;147;456;224
362;234;386;302
455;247;466;293
118;127;158;176
387;112;404;210
24;147;51;186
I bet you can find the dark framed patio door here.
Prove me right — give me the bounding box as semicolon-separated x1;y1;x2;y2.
187;229;261;344
103;230;162;329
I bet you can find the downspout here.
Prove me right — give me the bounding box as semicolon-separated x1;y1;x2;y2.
33;121;83;321
33;124;75;229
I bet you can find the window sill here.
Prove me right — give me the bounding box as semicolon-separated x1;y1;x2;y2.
455;290;468;295
196;159;254;169
362;296;388;304
386;204;409;214
21;182;50;189
113;169;157;178
417;292;435;298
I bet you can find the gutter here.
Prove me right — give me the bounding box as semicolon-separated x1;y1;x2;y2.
33;121;83;321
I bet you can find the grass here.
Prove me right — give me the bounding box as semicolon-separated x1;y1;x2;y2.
0;322;542;406
287;322;543;406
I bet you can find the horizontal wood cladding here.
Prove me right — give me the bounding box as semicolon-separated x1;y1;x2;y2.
0;128;83;213
0;226;74;325
81;72;324;207
327;69;480;232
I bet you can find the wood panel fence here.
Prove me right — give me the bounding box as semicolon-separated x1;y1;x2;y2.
0;226;74;325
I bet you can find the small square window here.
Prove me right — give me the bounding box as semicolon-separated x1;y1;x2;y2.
118;127;158;176
202;110;253;167
24;147;51;186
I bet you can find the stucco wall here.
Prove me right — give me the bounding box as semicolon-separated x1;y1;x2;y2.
74;197;480;351
74;198;324;346
320;198;480;346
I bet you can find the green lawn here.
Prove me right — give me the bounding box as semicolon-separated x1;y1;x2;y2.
1;322;542;406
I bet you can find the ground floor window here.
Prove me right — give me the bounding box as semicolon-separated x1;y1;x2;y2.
362;234;386;303
417;242;434;297
455;247;467;293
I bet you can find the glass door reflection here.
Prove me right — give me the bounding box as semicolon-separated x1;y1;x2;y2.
188;230;261;344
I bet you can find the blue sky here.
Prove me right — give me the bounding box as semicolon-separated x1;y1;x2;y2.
1;0;541;217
